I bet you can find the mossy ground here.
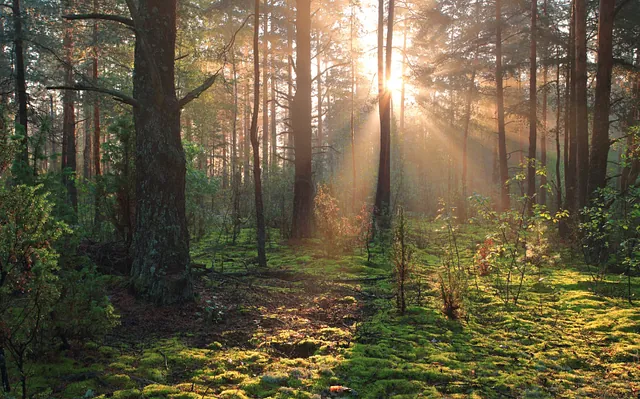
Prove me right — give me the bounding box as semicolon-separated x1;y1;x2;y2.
4;223;639;399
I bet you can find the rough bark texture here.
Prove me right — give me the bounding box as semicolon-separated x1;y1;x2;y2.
539;0;548;206
291;0;314;238
251;0;267;267
93;0;101;177
527;0;538;206
374;0;394;225
575;0;589;208
565;0;577;215
13;0;29;174
62;3;78;212
555;53;563;212
129;0;192;305
588;0;616;196
496;0;510;211
262;2;269;181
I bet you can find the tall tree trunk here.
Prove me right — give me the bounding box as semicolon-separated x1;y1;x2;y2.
588;0;616;195
565;0;577;216
12;0;29;178
527;0;538;206
620;52;639;193
399;21;406;134
317;45;324;180
251;0;267;267
243;81;250;186
350;2;357;210
231;50;241;243
461;53;477;219
286;0;294;168
270;12;277;175
62;0;78;212
130;0;192;304
539;0;548;206
575;0;589;208
262;1;269;182
83;90;92;179
374;0;394;224
555;49;563;212
291;0;314;238
496;0;510;211
93;0;101;177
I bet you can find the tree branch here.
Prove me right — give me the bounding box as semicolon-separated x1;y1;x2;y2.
178;68;223;109
47;85;138;107
63;13;134;28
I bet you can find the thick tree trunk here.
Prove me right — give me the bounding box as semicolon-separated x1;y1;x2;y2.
588;0;616;195
291;0;314;238
130;0;192;305
496;0;510;211
374;0;394;224
527;0;538;206
62;3;78;212
575;0;589;208
12;0;29;177
251;0;267;267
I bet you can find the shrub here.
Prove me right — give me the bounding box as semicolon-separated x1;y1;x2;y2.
0;185;67;396
471;195;564;306
314;185;371;255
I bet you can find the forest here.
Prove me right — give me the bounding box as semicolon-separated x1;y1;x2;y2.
0;0;639;397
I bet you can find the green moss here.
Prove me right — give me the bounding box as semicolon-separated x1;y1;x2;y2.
103;374;134;389
111;389;142;399
219;389;251;399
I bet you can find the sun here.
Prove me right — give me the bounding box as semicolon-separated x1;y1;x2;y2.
386;74;403;92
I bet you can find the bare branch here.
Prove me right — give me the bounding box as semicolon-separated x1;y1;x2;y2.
63;13;134;28
47;85;138;107
178;68;223;109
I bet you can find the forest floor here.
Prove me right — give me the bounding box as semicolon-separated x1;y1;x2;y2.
16;222;640;399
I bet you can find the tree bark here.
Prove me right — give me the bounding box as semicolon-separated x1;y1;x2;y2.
350;3;357;211
588;0;616;195
496;0;510;211
291;0;314;238
374;0;394;225
62;0;78;212
93;0;101;178
129;0;192;304
575;0;589;208
12;0;29;177
555;49;563;212
539;0;548;206
527;0;538;206
262;1;269;182
565;0;577;215
251;0;267;267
